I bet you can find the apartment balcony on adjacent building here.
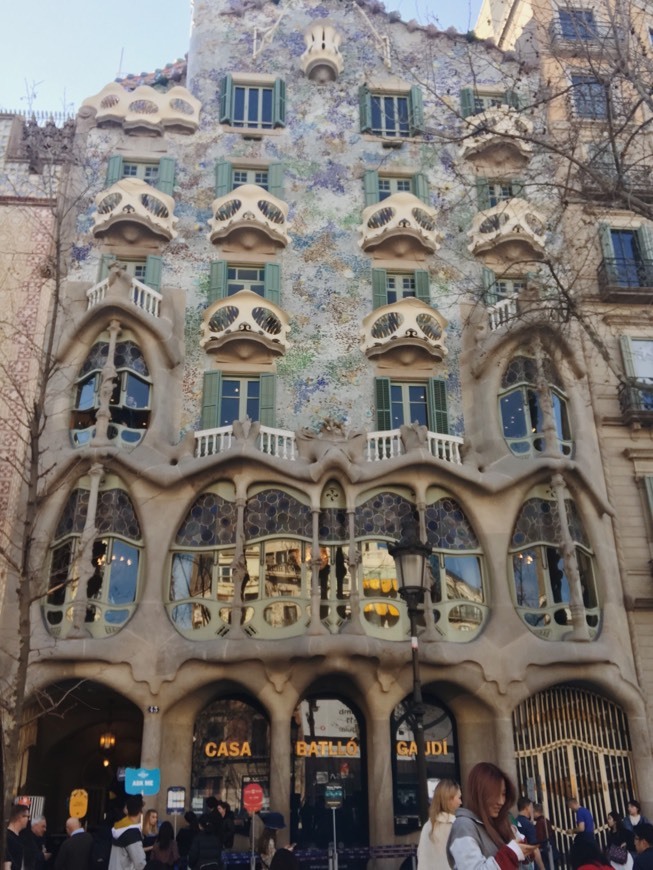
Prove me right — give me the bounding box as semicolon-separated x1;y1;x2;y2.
460;105;533;164
360;297;448;365
598;257;653;303
619;380;653;426
199;290;290;361
359;192;441;258
581;163;653;203
300;22;344;82
468;198;546;260
208;184;290;250
548;15;623;55
81;83;201;134
92;178;178;242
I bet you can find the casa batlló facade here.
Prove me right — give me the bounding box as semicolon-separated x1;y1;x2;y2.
3;0;653;852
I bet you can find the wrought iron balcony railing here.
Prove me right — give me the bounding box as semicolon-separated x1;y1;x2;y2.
598;258;653;302
619;380;653;426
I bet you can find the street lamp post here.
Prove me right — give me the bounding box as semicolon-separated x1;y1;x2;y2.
389;516;431;828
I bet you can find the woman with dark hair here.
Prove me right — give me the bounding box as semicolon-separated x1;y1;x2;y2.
605;810;634;867
568;835;612;869
150;822;179;870
447;762;538;869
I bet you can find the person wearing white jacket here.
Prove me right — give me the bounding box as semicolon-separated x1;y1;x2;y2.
417;780;462;868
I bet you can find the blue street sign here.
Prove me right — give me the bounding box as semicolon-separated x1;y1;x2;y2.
125;767;160;796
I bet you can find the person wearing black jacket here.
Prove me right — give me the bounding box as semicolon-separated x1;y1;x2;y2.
187;819;222;870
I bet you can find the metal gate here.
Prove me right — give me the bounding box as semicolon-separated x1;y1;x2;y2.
513;685;634;861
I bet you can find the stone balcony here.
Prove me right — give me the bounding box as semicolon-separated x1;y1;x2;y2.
300;22;344;82
208;184;290;251
361;297;447;366
619;380;653;427
92;178;178;243
81;83;201;134
200;290;290;362
359;192;441;258
468;198;546;261
86;269;163;318
460;105;533;165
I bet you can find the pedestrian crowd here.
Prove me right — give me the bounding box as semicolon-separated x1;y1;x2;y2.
416;762;652;869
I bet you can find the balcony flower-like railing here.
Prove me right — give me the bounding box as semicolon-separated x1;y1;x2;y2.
92;178;178;241
359;192;441;255
460;105;533;162
200;290;290;356
468;198;546;258
598;257;653;302
300;22;344;82
361;297;448;362
208;183;290;248
81;83;201;134
619;379;653;427
86;272;163;318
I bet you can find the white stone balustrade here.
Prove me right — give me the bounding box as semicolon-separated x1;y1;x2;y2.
360;297;448;361
468;198;546;258
257;426;297;460
86;273;163;318
426;432;463;464
200;290;290;356
82;83;201;134
208;184;290;248
195;425;234;458
300;22;344;81
488;296;518;330
366;430;403;461
92;178;178;241
359;192;441;255
460;105;533;161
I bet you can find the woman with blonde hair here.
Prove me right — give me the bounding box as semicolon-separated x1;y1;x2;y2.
417;779;462;867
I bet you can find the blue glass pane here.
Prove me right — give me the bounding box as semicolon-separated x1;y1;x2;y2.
76;376;98;410
407;385;428;426
248;88;260;125
261;89;273;126
107;540;139;604
234;87;245;124
501;390;527;437
105;609;130;624
124;373;150;408
513;549;541;607
444;555;483;601
371;96;383;133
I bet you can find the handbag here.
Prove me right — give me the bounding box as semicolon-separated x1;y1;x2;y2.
606;844;629;865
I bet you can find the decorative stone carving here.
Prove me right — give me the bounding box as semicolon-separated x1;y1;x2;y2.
82;83;201;134
359;192;441;258
468;198;546;260
296;424;367;482
460;105;533;164
300;22;344;82
208;183;290;250
92;178;178;242
199;289;290;361
361;297;447;366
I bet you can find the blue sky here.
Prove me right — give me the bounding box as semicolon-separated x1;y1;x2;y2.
1;0;481;117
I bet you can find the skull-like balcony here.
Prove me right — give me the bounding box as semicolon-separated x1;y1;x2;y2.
359;192;441;259
200;290;290;363
208;184;290;251
92;178;178;243
300;22;344;82
468;198;546;261
81;83;201;134
361;297;448;366
460;106;533;165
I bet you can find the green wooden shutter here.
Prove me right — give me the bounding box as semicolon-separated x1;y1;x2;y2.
208;261;228;304
414;270;430;303
512;179;525;198
620;336;636;378
459;87;475;117
273;79;286;128
411;172;430;204
219;74;234;124
372;269;388;309
156;158;176;196
636;226;653;262
482;267;498;304
427;378;449;435
476;178;491;210
598;223;616;259
105;155;123;187
504;89;522;109
201;370;222;429
363;170;380;206
409;85;424;135
267;163;284;198
359;85;372;133
99;254;116;281
215;160;233;197
259;373;277;426
644;478;653;525
375;377;392;430
144;256;163;292
264;263;281;305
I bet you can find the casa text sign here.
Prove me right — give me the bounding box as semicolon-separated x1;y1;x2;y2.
204;741;252;758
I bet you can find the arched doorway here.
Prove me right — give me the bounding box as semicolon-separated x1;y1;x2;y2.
291;696;368;849
390;694;459;835
513;684;635;853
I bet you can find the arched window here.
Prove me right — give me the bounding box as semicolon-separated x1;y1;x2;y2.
71;334;151;447
510;487;599;639
499;355;572;457
44;474;142;638
425;491;488;640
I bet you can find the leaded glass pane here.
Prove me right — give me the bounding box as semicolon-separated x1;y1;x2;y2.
354;493;415;538
425;498;479;550
95;489;141;539
175;493;237;547
245;489;312;539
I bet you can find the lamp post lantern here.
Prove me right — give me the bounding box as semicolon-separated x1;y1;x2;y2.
389;515;431;828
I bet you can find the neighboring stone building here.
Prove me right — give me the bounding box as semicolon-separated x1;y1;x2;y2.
5;0;653;851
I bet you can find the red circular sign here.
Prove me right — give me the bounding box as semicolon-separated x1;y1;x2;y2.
243;783;264;813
